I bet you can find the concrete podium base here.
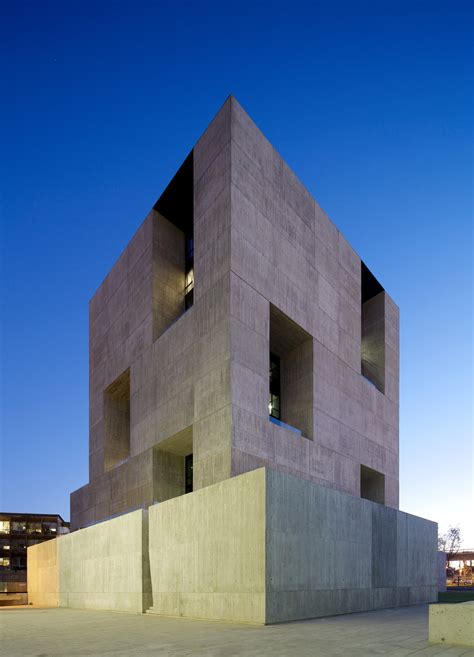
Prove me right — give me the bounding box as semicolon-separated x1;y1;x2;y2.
29;468;437;623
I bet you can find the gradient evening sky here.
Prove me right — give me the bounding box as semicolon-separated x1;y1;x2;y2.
1;1;472;543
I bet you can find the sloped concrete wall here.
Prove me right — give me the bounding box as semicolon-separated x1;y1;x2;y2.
148;468;266;623
27;538;59;607
266;469;437;623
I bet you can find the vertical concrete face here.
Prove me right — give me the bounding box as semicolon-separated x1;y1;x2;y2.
134;469;436;623
228;97;399;508
148;468;266;623
71;96;400;530
361;292;385;393
192;99;232;490
71;101;233;529
27;509;151;613
27;539;59;607
59;509;151;613
37;469;436;623
265;469;436;624
152;214;185;340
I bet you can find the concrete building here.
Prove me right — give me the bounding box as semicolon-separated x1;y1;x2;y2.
71;96;400;529
29;97;437;624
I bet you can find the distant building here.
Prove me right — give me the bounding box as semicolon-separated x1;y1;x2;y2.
0;512;69;605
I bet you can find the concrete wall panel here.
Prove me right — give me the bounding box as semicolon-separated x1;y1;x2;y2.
148;468;266;623
37;469;436;624
59;509;151;613
27;538;59;607
265;469;437;624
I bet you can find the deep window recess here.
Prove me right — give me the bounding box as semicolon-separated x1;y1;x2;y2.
269;353;281;420
360;465;385;504
184;233;194;310
361;262;385;393
153;426;193;501
153;151;194;340
185;454;193;493
104;369;131;471
268;305;313;439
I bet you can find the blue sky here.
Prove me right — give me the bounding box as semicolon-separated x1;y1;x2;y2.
2;1;472;543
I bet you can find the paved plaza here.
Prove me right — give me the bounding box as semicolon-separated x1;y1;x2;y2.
1;605;473;657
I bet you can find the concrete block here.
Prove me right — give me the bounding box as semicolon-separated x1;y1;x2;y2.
429;602;474;646
75;97;403;543
265;468;436;623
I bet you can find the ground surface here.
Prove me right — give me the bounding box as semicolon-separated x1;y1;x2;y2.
1;605;473;657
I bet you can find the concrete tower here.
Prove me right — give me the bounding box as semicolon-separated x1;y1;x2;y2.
71;96;400;530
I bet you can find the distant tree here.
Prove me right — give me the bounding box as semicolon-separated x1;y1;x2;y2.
438;526;462;566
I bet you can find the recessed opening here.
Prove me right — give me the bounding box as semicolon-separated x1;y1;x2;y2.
185;454;193;493
361;262;385;393
184;234;194;310
104;369;130;471
153;426;193;501
360;464;385;504
269;305;313;439
153;151;194;340
269;352;281;420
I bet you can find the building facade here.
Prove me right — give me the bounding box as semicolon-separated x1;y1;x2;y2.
71;96;399;530
0;512;69;605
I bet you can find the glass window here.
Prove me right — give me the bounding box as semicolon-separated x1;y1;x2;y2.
184;268;194;296
0;521;10;534
27;522;42;534
184;234;194;311
0;557;10;567
185;454;193;494
269;352;281;420
10;556;25;570
11;521;26;533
